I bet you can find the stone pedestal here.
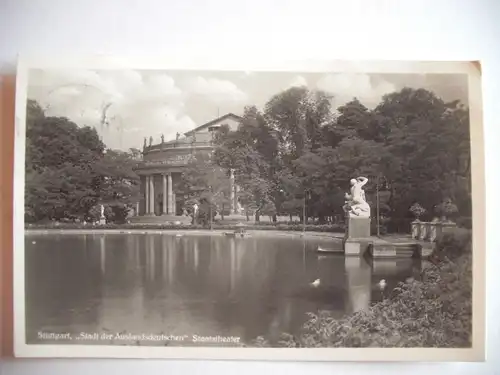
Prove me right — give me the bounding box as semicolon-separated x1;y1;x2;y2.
99;216;106;225
345;239;372;256
343;216;371;256
411;221;421;239
345;216;371;239
429;223;438;242
418;223;428;241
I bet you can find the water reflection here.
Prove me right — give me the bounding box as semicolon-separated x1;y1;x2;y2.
99;235;105;274
345;257;371;313
25;233;420;346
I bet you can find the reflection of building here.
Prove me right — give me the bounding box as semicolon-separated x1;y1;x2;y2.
132;113;242;223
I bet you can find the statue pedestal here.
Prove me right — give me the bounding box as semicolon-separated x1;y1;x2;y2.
343;216;371;256
99;216;106;225
345;216;371;239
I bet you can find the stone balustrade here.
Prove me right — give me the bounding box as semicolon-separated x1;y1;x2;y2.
411;220;457;242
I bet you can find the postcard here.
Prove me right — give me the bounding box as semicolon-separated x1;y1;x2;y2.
13;56;485;361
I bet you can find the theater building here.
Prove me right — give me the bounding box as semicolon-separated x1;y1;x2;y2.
131;113;242;223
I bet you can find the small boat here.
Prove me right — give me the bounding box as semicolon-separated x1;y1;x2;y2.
223;232;251;238
224;222;251;238
316;245;343;254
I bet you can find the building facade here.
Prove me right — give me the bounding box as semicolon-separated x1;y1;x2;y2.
132;113;242;222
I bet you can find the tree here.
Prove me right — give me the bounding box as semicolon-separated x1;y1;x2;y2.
25;100;140;223
213;106;278;222
179;152;232;220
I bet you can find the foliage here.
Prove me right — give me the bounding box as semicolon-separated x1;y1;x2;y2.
435;198;459;220
196;198;218;227
213;106;279;221
212;86;471;233
251;230;472;348
26;81;472;234
434;227;472;260
409;202;426;219
179;151;232;219
455;216;472;229
25;100;140;223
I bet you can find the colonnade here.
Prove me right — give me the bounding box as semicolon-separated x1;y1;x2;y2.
144;173;176;216
141;169;241;216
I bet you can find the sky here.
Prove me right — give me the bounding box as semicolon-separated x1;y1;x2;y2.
27;69;469;151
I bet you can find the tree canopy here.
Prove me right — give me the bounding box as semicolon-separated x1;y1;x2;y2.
25;99;140;223
24;82;472;233
213;86;471;229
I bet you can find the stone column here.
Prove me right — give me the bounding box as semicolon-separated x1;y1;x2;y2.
418;222;428;241
229;169;235;215
167;173;173;214
411;220;420;239
145;176;150;215
149;174;155;215
172;192;176;215
135;202;139;216
162;174;167;215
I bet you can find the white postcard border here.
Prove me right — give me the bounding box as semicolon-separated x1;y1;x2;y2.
12;56;486;362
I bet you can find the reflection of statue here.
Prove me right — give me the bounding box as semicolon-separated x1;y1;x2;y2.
149;136;153;146
343;177;370;218
192;203;199;225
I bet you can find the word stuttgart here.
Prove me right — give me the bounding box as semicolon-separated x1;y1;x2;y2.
37;332;72;340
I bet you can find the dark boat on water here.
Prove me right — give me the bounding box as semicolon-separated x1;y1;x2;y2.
315;245;344;254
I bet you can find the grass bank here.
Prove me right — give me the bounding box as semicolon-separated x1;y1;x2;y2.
252;228;472;348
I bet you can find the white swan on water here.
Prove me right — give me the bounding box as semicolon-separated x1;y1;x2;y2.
310;279;320;287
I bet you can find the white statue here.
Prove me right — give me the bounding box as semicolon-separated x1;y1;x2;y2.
343;177;371;218
100;204;105;218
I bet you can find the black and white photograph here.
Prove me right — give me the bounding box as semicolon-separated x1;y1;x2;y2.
13;58;485;361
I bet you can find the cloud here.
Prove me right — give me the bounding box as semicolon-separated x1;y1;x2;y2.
114;103;196;146
185;76;247;104
316;73;396;109
288;75;307;88
27;69;189;150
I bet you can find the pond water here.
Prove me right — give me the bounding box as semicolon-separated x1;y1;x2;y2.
25;233;421;347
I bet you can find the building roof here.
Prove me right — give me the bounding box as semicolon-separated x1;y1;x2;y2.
183;113;242;136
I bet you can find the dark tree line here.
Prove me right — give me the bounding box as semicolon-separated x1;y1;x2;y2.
212;86;471;231
25;100;140;223
24;84;471;233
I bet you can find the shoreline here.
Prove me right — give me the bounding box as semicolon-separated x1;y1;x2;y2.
24;228;345;240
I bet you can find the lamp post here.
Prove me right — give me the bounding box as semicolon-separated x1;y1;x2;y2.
303;189;310;235
376;176;381;238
